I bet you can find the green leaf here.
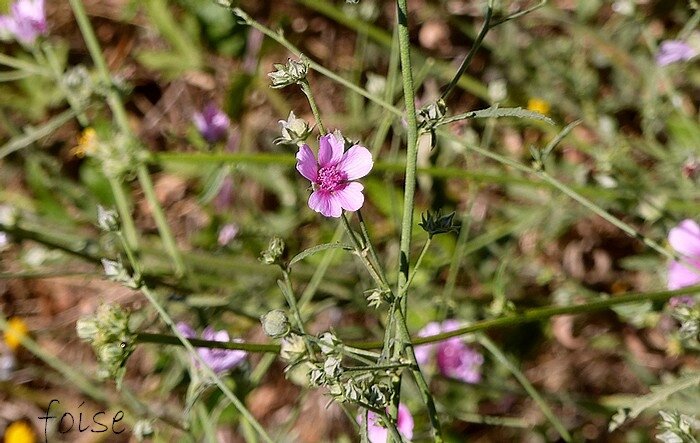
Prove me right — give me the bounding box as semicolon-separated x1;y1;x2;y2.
289;243;353;267
439;106;555;127
608;372;700;431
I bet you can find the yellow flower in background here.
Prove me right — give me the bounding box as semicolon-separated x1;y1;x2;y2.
527;98;551;116
4;317;28;351
71;128;98;158
4;421;35;443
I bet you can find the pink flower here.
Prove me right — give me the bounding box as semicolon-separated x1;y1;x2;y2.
193;103;230;143
217;223;239;246
296;131;373;218
0;0;47;45
656;40;696;66
177;322;246;373
359;403;414;443
415;320;483;384
667;220;700;306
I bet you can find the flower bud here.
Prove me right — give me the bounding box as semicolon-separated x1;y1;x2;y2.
268;58;309;88
260;309;290;338
97;205;119;232
275;111;312;145
260;237;285;265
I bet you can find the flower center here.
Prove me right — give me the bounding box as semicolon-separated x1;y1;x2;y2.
317;166;346;192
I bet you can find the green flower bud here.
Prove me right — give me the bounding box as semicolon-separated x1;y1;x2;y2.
261;309;290;338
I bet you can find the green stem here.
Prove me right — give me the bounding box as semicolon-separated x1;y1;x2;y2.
401;237;431;297
440;2;493;102
479;335;572;442
341;212;387;290
107;176;140;255
136;165;186;277
300;80;326;135
136;282;700;354
138;284;273;443
356;209;389;288
70;0;186;277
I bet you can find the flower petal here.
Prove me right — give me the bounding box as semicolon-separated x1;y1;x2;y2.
296;144;318;182
176;322;196;339
335;182;365;212
308;190;342;218
396;404;414;441
668;260;700;290
337;145;373;180
668;219;700;257
318;133;344;167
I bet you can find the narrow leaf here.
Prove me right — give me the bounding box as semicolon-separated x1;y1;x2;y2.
289;243;353;267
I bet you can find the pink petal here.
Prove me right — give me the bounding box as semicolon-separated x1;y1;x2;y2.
396;404;414;441
366;411;388;443
308;190;342;218
668;260;700;290
669;220;700;258
335;182;365;212
318;133;344;167
337;145;373;180
176;322;196;339
296;144;318;182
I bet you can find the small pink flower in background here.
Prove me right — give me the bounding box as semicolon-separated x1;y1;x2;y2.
217;223;239;246
415;320;484;384
193;103;230;143
666;219;700;306
177;322;246;373
0;0;47;45
296;131;373;218
359;403;414;443
656;40;696;66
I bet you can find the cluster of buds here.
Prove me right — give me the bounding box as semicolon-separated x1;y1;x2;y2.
268;58;309;89
101;258;141;289
419;210;459;238
275;111;313;146
97;205;119;232
671;303;700;342
76;303;137;386
284;331;394;410
656;411;700;443
259;237;286;266
364;288;392;309
62;65;95;107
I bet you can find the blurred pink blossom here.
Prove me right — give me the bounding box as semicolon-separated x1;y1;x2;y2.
177;322;246;373
667;219;700;306
193;103;230;143
360;403;414;443
656;40;695;66
415;320;483;384
0;0;47;45
296;131;372;218
217;223;239;246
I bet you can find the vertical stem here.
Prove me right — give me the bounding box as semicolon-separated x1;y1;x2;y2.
70;0;186;277
107;176;140;255
356;209;389;287
136;166;186;277
301;80;327;135
395;0;419;317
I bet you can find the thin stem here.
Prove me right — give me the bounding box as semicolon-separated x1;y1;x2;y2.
440;3;493;102
356;209;390;288
70;0;186;277
479;335;572;442
107;176;140;255
136;282;700;354
341;212;387;290
136;165;187;277
138;284;273;443
401;237;431;297
300;79;326;135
